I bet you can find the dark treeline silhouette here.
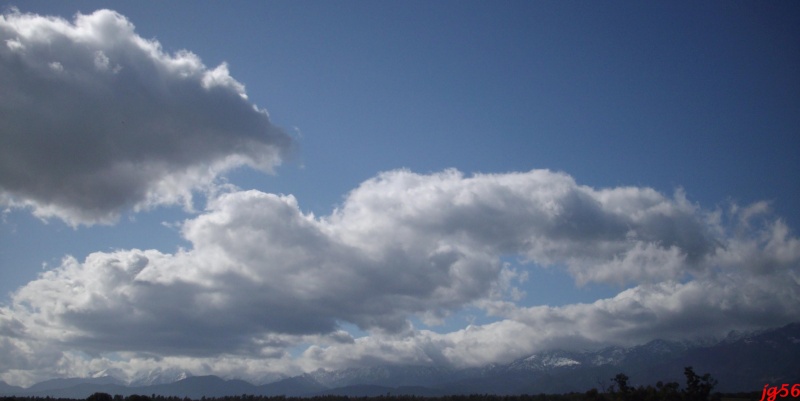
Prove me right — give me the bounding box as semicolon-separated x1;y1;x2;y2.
1;367;788;401
601;366;720;401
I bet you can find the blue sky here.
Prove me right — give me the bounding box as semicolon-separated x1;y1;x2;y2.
1;1;799;386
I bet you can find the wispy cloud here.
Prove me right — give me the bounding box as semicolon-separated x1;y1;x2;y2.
0;9;292;226
2;168;797;385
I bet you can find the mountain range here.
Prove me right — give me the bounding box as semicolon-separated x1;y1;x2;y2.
2;322;799;398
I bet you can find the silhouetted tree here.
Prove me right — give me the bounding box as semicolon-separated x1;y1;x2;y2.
682;366;718;401
610;373;633;401
125;395;151;401
584;388;608;401
86;393;112;401
655;380;681;400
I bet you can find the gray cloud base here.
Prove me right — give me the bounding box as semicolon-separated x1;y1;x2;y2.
0;9;292;225
1;168;798;385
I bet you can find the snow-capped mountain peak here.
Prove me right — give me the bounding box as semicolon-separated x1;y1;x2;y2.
128;367;193;387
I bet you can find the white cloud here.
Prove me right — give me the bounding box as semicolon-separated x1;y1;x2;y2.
0;9;292;226
2;168;798;385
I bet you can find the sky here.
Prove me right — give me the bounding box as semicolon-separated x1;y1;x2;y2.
1;0;799;387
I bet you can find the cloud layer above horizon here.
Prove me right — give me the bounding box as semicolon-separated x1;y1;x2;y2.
1;168;799;386
0;9;292;225
1;6;799;389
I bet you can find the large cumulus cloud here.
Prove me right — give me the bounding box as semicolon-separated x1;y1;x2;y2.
2;169;799;385
0;9;292;225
